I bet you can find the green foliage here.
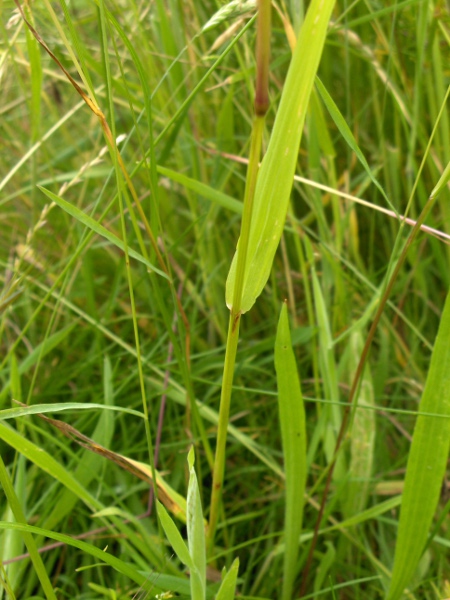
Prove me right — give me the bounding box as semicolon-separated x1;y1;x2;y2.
387;289;450;600
226;0;336;313
1;0;450;598
158;449;239;600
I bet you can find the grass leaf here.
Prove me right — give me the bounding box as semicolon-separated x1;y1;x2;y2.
157;501;195;570
0;521;159;594
38;186;168;278
215;558;240;600
226;0;336;313
315;77;393;211
275;302;307;600
387;289;450;600
187;447;206;600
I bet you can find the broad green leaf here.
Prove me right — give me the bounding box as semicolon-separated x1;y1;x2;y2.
387;288;450;600
187;447;206;600
226;0;336;313
215;558;240;600
275;303;307;600
156;501;194;570
38;186;168;278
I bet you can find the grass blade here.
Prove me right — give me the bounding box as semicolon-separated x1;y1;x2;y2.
387;289;450;600
0;521;159;594
0;454;57;600
226;0;335;313
275;302;307;600
157;501;194;570
215;558;240;600
38;186;168;278
187;447;206;600
315;77;393;212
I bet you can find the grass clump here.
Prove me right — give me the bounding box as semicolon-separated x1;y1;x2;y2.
1;0;450;599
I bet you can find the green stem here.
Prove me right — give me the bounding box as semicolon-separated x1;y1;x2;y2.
207;116;265;556
207;0;271;557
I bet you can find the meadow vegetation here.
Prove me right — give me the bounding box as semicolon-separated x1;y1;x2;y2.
1;0;450;598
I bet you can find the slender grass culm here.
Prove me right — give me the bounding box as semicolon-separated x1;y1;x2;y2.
207;0;335;556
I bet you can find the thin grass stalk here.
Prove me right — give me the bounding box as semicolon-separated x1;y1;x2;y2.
207;0;271;556
207;115;265;556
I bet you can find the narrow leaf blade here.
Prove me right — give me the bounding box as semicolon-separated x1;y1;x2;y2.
215;558;240;600
156;501;194;570
187;447;206;600
38;186;167;278
275;303;307;600
387;289;450;600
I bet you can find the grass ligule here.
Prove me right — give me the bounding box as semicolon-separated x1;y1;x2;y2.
387;289;450;600
226;0;336;313
275;302;307;600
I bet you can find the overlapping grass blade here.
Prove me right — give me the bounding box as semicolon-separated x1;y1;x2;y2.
0;522;161;594
226;0;336;313
387;289;450;600
157;501;195;570
0;455;57;600
315;77;393;212
38;186;167;278
275;303;307;600
215;558;240;600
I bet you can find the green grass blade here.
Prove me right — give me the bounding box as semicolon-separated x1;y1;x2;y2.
0;403;141;420
187;447;206;600
0;454;57;600
226;0;335;313
0;521;159;593
38;186;168;278
0;423;102;512
215;558;240;600
275;303;307;600
430;158;450;200
157;166;243;215
315;77;393;212
0;323;77;403
387;289;450;600
43;357;116;530
157;501;195;570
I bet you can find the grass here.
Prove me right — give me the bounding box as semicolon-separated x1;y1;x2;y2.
1;0;450;598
